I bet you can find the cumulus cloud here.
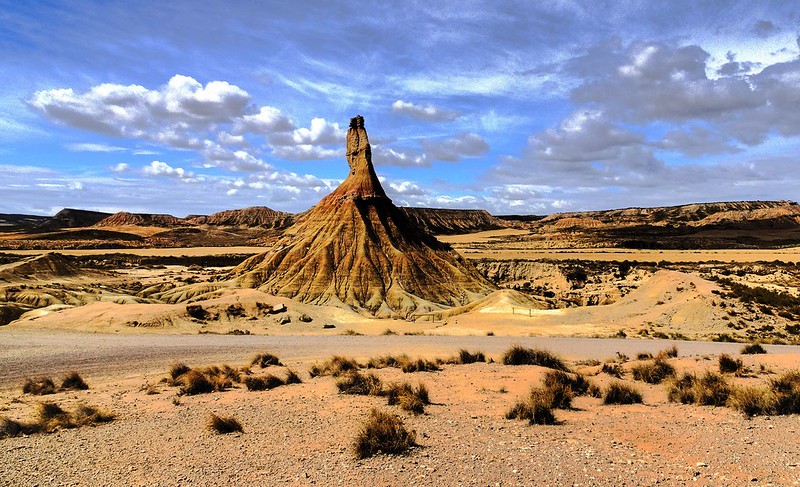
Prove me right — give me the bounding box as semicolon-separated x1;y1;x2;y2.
109;163;130;173
421;133;489;162
372;145;429;167
142;160;195;181
391;100;460;122
235;106;294;134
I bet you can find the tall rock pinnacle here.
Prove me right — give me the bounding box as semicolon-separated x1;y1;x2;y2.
233;115;493;317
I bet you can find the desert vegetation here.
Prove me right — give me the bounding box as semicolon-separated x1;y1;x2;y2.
206;413;243;434
1;401;114;439
501;346;569;371
602;382;643;405
309;356;361;378
353;408;416;459
741;343;767;354
631;357;675;384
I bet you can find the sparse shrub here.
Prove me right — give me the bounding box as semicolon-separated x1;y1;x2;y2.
385;382;430;414
769;370;800;415
728;386;773;417
382;329;398;335
366;354;439;373
659;345;679;358
486;331;495;336
635;352;653;360
366;355;404;369
168;363;191;382
336;372;383;396
718;354;744;375
505;388;557;425
250;353;282;368
198;365;239;390
61;371;89;391
501;346;569;371
601;362;623;378
341;329;363;336
543;370;591;398
741;343;767;355
693;371;732;406
667;373;698;404
309;356;361;377
0;417;35;438
22;377;56;395
631;358;675;384
284;369;302;385
36;402;73;431
243;374;284;391
456;349;486;364
353;408;416;459
179;370;215;395
72;404;115;426
206;413;243;434
400;358;440;373
588;383;603;398
603;382;643;405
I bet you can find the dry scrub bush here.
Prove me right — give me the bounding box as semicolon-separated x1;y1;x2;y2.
741;343;767;355
631;357;675;384
505;388;557;425
454;349;486;364
659;345;679;359
603;382;643;405
341;329;363;335
179;370;215;395
501;346;569;371
336;372;384;396
309;356;361;377
386;382;430;414
728;386;774;417
206;413;243;434
543;370;592;398
250;353;282;368
601;362;623;378
72;404;115;426
284;369;303;385
168;363;191;382
718;354;744;375
61;371;89;391
667;371;731;406
353;408;416;459
22;377;56;395
243;374;284;391
635;352;653;360
366;354;440;373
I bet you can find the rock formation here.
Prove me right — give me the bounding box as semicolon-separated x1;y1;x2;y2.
233;115;493;317
187;206;292;228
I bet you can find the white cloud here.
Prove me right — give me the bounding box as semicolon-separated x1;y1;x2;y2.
391;100;459;122
66;143;126;152
142;160;195;181
421;133;489;162
109;163;130;173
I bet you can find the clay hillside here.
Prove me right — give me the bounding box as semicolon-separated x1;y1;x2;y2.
400;207;508;234
186;207;292;228
233;115;494;317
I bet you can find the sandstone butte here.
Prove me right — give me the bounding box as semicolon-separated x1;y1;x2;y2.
233;115;494;317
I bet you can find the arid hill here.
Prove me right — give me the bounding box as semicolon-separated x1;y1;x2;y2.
95;211;187;228
400;207;508;234
187;206;292;228
233;115;494;317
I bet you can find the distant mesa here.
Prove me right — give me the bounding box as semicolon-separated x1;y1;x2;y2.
233;115;495;317
94;211;187;228
187;206;293;228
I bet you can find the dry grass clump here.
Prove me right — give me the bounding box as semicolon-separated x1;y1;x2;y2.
741;343;767;355
728;386;774;417
365;354;440;373
1;417;32;439
61;371;89;391
635;352;653;360
22;377;56;395
501;346;569;371
543;370;592;398
341;329;363;335
206;413;243;434
659;345;679;358
284;369;303;385
309;356;361;377
353;408;416;459
631;357;675;384
766;370;800;415
72;403;115;426
336;372;384;396
168;363;241;395
667;371;731;406
718;354;744;375
505;388;557;425
453;349;487;364
385;382;431;415
602;382;643;405
250;353;282;368
243;374;284;391
168;362;191;382
179;369;215;395
601;362;623;378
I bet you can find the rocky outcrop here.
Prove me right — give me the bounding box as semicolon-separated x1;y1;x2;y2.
187;207;292;228
400;207;507;235
233;115;494;317
94;212;186;228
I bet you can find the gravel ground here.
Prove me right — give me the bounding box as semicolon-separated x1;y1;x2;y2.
2;330;800;486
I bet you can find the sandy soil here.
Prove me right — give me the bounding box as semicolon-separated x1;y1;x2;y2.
2;331;800;486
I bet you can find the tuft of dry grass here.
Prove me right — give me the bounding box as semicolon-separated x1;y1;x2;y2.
250;353;283;368
72;403;115;426
36;402;74;431
768;370;800;415
631;357;675;384
385;382;431;414
336;372;383;396
456;349;486;364
353;408;416;459
668;371;732;407
284;369;303;385
501;346;569;371
22;377;56;396
341;329;363;336
206;413;243;434
366;354;440;373
0;417;35;439
741;343;767;355
718;354;744;375
601;362;623;377
381;329;398;335
61;371;89;391
728;386;773;417
602;382;643;405
309;356;361;377
178;370;215;395
505;388;558;425
243;374;284;391
168;363;191;382
659;345;679;359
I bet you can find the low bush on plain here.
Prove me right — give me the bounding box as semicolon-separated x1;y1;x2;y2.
336;372;383;396
206;413;243;434
22;377;56;395
243;374;284;391
309;356;361;377
385;382;430;415
61;371;89;391
718;354;744;375
505;388;557;425
603;382;643;405
667;371;731;407
366;354;440;373
741;343;767;355
353;408;416;459
250;353;282;368
501;346;569;371
631;358;675;384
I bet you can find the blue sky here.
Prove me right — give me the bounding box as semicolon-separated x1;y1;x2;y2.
1;1;799;216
